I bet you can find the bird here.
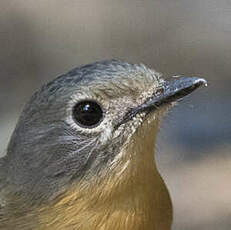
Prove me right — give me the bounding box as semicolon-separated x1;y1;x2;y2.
0;60;206;230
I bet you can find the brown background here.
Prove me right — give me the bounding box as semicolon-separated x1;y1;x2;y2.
0;1;230;229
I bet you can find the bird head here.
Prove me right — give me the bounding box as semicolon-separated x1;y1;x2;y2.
4;60;206;202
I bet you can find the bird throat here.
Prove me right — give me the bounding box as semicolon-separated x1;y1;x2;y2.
35;115;172;230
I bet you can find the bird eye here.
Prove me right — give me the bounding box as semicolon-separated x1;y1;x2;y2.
155;87;164;97
73;101;103;128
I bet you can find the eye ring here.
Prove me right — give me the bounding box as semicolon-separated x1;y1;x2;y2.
72;100;104;129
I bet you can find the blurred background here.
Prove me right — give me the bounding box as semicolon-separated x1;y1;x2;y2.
0;0;230;229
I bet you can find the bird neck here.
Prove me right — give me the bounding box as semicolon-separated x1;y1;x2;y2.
35;117;172;230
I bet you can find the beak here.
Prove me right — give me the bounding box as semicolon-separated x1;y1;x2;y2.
120;77;207;125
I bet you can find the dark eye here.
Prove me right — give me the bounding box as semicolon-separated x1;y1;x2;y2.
73;101;103;128
155;87;164;97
